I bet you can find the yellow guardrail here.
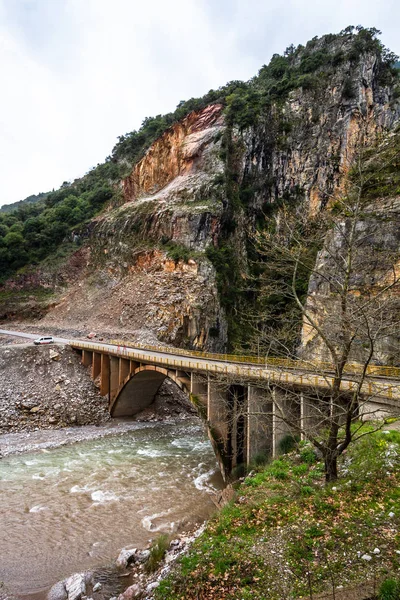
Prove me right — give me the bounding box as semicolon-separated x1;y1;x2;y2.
107;338;400;379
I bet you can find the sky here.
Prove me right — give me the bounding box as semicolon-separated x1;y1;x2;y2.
0;0;399;207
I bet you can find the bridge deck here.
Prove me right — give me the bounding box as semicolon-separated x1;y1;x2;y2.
70;339;400;402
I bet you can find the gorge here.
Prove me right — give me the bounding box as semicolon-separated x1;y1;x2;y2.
1;25;400;600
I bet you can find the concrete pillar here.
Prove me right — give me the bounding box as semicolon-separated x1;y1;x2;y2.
176;370;191;392
272;388;300;458
130;360;140;374
92;352;101;380
301;393;329;437
207;378;229;438
100;354;110;396
190;373;208;414
119;358;130;386
247;385;273;465
82;350;93;367
110;356;119;401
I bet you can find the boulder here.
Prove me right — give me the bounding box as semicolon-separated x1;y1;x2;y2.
65;573;86;600
115;547;137;569
117;584;142;600
47;581;68;600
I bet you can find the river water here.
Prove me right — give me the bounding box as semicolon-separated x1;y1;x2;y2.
0;419;222;598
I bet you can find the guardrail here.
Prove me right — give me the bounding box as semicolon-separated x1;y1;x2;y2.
69;338;400;401
107;338;400;379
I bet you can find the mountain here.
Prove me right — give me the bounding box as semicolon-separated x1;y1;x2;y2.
0;191;49;213
0;26;399;362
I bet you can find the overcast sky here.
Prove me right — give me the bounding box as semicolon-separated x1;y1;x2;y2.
0;0;399;207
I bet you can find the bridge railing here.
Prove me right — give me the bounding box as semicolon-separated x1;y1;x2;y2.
108;339;400;379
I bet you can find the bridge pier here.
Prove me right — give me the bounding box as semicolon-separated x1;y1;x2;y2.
246;385;273;465
119;358;130;385
82;349;93;368
92;352;101;379
100;354;110;396
110;356;120;401
272;388;301;457
190;373;208;414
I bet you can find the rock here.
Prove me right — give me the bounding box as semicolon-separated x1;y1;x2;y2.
361;554;372;561
117;584;142;600
30;406;41;413
50;350;60;361
49;416;58;424
65;573;86;600
87;332;96;339
135;549;150;563
146;582;159;592
373;548;380;554
47;581;68;600
21;400;38;410
116;547;137;569
92;583;101;592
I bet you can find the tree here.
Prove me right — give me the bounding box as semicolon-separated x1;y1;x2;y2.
245;121;400;482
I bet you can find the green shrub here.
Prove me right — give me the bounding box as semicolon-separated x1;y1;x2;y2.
379;577;400;600
231;462;248;480
145;534;170;573
300;446;317;464
251;451;270;468
278;434;300;455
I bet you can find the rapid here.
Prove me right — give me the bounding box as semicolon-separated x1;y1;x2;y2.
0;419;222;597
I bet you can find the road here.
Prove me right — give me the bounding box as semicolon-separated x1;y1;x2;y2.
0;328;399;401
0;329;70;344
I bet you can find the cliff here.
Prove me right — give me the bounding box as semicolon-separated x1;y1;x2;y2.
1;28;399;361
35;103;228;350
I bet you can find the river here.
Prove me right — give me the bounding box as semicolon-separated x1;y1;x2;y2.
0;419;222;598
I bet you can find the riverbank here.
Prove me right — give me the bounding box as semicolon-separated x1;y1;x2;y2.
153;426;400;600
0;343;109;434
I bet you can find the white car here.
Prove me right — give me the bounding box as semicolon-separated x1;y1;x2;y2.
33;336;54;345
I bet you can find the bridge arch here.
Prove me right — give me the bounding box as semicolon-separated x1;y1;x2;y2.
110;365;190;417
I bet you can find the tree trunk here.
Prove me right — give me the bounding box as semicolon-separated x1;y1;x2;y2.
324;453;338;482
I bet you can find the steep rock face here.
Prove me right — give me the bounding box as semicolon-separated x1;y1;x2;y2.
123;103;224;201
40;105;228;350
4;34;399;360
241;51;399;217
301;196;400;364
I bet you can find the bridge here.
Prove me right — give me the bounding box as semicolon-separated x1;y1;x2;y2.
69;338;400;479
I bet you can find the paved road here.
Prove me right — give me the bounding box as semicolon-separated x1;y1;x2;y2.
0;329;69;344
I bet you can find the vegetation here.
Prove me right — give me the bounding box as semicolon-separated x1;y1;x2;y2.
155;427;400;599
145;534;170;574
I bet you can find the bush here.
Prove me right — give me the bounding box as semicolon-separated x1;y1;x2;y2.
300;446;317;464
145;534;170;573
379;577;400;600
278;434;300;455
251;451;270;468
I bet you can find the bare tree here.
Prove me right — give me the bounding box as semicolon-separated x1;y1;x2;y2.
237;121;400;481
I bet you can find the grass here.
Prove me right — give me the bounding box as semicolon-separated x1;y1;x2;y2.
155;428;400;599
145;534;170;574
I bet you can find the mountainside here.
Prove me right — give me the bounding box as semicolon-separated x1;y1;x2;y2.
1;26;399;359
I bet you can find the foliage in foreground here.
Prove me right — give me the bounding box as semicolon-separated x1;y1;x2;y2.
155;428;400;599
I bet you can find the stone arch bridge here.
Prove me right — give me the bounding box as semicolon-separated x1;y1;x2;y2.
72;340;400;479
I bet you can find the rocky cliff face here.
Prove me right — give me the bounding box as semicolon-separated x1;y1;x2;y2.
3;31;399;360
38;104;228;350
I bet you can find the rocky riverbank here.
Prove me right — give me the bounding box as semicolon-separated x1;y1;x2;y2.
0;338;196;439
45;525;209;600
0;343;109;434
